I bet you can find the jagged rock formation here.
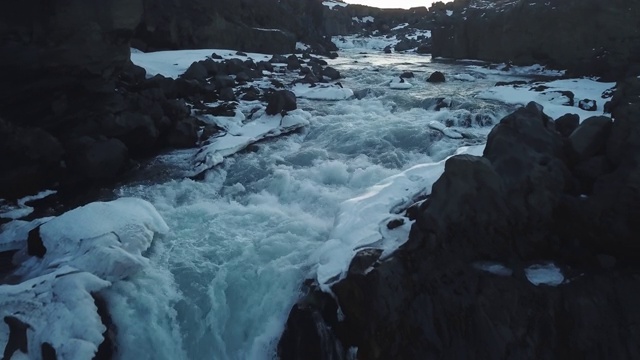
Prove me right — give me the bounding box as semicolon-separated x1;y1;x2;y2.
278;78;640;359
431;0;640;79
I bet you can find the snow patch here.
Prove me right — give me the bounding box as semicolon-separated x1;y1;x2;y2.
0;190;56;220
525;263;564;286
473;261;513;276
131;49;272;79
323;0;348;9
353;16;374;23
477;78;614;120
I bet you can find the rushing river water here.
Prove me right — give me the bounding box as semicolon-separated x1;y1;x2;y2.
106;49;532;359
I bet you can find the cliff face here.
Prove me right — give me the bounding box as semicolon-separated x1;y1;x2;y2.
0;0;143;125
321;4;432;36
133;0;332;54
431;0;640;79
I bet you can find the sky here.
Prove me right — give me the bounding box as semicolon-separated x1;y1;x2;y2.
342;0;440;9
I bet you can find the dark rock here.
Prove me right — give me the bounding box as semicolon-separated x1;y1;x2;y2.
543;90;575;106
568;116;612;161
93;294;115;360
257;61;274;73
219;87;236;101
270;55;288;64
573;155;610;192
101;113;159;154
214;75;236;90
266;90;297;116
426;71;446;83
555;113;580;137
240;87;260;101
495;80;528;87
578;99;597;111
308;57;328;66
348;248;383;276
0;119;64;199
225;58;246;75
235;72;251;83
278;283;343;360
235;51;247;57
383;45;392;54
68;137;129;180
394;38;418;52
211;53;223;60
3;316;29;360
27;226;46;258
41;342;56;360
606;77;640;166
167;118;200;148
400;71;414;79
201;59;220;76
322;67;341;80
287;55;301;70
386;218;405;230
270;79;286;89
416;43;431;54
182;61;208;81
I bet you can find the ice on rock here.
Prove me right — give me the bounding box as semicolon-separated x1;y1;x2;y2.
428;121;464;139
525;263;564;286
315;145;485;290
191;109;312;175
0;267;111;360
389;77;413;90
477;78;614;120
13;198;169;282
0;217;54;252
0;198;169;359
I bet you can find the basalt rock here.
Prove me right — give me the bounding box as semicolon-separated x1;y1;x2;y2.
426;71;446;83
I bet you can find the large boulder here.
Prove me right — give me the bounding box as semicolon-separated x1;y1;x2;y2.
266;90;297;116
279;96;640;359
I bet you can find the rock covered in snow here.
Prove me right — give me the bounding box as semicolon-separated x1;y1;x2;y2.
0;198;169;359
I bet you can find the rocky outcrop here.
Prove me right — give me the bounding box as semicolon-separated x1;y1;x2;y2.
431;0;640;79
278;78;640;359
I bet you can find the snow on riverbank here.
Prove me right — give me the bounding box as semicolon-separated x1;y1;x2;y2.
0;198;168;359
478;78;615;120
131;49;272;79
